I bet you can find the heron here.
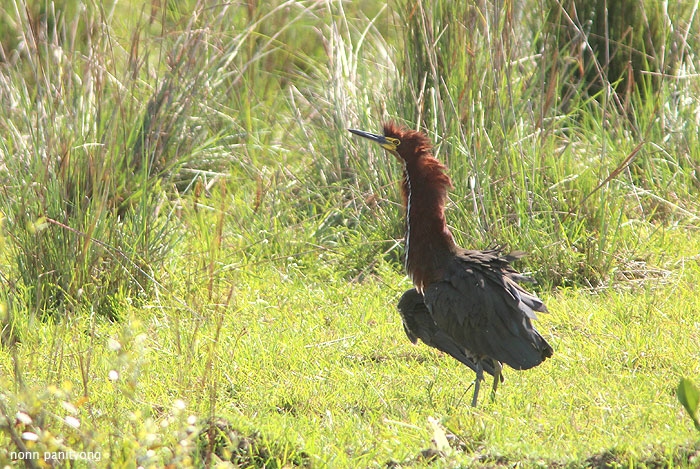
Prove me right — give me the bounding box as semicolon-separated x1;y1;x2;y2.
349;122;553;406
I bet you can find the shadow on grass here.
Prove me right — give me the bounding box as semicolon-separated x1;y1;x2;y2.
385;440;700;468
196;417;311;468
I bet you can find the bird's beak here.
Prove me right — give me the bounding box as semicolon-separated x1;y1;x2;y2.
348;128;399;151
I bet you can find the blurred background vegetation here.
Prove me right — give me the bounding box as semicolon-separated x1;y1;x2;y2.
1;0;699;317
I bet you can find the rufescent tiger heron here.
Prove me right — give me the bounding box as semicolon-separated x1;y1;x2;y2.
349;122;553;406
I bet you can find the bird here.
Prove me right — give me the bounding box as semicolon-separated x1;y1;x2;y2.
349;122;553;406
397;287;504;396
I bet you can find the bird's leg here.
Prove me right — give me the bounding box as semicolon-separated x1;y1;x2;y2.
471;361;484;407
490;361;502;402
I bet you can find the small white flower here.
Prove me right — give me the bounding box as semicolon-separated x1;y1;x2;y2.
15;412;32;425
61;401;77;414
65;416;80;429
22;431;39;441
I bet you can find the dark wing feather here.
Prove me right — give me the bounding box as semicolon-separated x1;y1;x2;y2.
397;289;501;378
423;250;553;371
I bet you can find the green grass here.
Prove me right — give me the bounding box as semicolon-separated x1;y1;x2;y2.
1;0;700;467
2;243;700;467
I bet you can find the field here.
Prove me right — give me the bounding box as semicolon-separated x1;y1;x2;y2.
1;0;700;467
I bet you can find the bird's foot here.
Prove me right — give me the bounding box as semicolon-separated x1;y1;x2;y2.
471;363;485;407
490;361;502;402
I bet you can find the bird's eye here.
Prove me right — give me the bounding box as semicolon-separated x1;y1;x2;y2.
380;137;400;152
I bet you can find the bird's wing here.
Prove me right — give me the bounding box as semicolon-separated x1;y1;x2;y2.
397;289;501;378
397;289;423;344
423;252;553;371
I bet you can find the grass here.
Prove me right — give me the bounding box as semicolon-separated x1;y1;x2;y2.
1;0;700;467
2;246;700;467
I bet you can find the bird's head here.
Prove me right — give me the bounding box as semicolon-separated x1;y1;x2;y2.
348;121;432;165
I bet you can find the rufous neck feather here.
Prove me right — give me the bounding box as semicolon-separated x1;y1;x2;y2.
402;155;456;292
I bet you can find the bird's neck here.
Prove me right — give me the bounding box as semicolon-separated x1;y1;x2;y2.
403;158;456;292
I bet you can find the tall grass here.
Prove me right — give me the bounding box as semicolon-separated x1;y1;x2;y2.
1;2;193;317
4;0;696;316
0;0;329;318
332;0;700;287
